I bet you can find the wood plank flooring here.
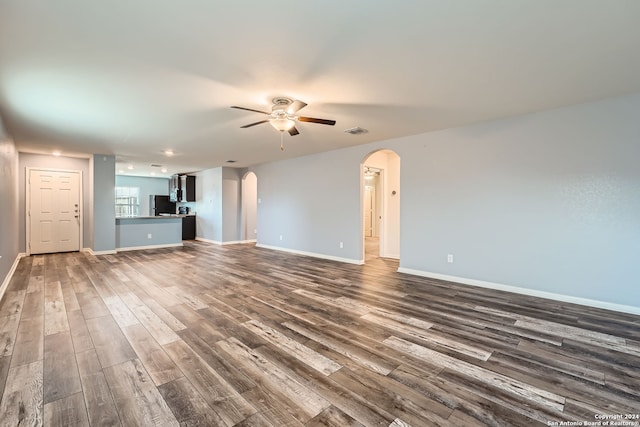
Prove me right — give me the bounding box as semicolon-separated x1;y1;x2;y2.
1;241;639;426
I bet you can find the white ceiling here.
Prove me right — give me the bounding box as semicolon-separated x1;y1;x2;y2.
1;1;640;177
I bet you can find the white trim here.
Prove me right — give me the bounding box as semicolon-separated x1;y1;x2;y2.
195;237;222;245
223;239;257;245
82;248;117;256
256;244;364;265
116;243;184;252
0;253;26;302
381;251;400;260
194;237;256;246
397;267;640;316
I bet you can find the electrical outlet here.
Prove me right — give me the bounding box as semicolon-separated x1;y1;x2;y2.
339;242;344;248
148;233;153;239
447;254;454;263
279;235;283;241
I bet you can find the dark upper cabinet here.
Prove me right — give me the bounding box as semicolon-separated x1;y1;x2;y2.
170;174;196;202
182;175;196;202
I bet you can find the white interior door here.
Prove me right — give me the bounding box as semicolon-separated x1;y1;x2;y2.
364;185;374;237
29;169;81;254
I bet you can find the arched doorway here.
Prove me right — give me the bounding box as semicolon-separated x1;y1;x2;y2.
361;150;400;262
241;171;258;243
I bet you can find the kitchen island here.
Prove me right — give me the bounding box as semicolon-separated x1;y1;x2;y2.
115;215;194;251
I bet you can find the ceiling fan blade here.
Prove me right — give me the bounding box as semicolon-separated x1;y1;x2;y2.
231;106;270;115
287;100;307;114
240;120;269;128
298;116;336;126
288;126;300;136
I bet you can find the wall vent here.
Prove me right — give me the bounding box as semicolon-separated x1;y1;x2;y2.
344;127;368;135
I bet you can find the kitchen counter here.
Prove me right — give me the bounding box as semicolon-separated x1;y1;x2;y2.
115;214;197;250
115;216;183;250
116;214;195;219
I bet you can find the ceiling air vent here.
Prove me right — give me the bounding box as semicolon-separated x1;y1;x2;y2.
344;127;368;135
226;160;237;163
151;164;163;168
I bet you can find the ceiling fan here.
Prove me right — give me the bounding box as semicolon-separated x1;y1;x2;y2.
231;97;336;150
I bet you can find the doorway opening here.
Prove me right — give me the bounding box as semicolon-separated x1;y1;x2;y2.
361;150;400;263
241;171;258;243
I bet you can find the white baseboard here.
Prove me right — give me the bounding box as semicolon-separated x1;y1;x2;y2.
194;237;256;246
195;237;222;245
381;252;400;260
222;239;257;245
397;267;640;316
256;244;364;265
0;253;26;302
82;248;118;256
116;243;183;252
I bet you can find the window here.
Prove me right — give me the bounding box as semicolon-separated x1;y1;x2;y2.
115;186;140;217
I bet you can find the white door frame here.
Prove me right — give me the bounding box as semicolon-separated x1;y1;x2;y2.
239;171;258;243
377;168;385;255
361;163;387;262
361;151;400;262
26;167;83;256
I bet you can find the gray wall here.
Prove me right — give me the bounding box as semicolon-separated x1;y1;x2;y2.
195;167;248;243
0;118;19;290
195;167;223;242
18;153;91;252
115;175;170;216
253;92;640;309
222;167;242;242
92;154;116;253
253;150;362;260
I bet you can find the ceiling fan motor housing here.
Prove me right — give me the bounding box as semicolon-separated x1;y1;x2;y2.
271;98;294;116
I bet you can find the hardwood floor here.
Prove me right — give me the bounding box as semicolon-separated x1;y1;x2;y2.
0;241;639;426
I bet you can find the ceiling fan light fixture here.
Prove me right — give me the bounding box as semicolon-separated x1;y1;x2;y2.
270;117;295;132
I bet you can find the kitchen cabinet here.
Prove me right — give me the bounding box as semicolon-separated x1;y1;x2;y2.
182;215;196;240
170;175;196;202
169;175;179;202
182;175;196;202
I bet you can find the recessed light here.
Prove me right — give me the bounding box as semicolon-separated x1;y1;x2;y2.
118;169;124;174
150;172;156;176
161;168;167;173
164;150;174;156
52;151;61;156
127;165;134;170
